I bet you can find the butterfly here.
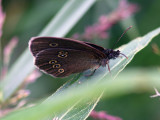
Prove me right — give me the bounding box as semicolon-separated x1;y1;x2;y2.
29;27;131;77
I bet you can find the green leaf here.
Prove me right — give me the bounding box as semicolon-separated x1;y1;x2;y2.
2;27;160;120
43;78;103;120
0;0;96;102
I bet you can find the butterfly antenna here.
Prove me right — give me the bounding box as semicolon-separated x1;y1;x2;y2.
112;26;132;49
120;53;128;59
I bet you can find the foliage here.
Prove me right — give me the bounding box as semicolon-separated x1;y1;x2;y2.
1;0;160;120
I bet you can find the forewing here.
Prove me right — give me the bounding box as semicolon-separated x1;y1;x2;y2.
35;48;101;77
29;37;105;58
84;42;105;51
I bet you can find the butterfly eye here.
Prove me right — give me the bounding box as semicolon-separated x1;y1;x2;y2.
53;64;61;68
49;60;57;64
49;43;58;47
58;68;64;73
58;51;68;58
58;54;67;58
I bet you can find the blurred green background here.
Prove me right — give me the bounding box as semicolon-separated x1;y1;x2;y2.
1;0;160;120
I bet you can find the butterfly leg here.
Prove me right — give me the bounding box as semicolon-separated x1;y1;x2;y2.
107;62;114;79
85;69;97;77
85;65;100;77
107;62;110;72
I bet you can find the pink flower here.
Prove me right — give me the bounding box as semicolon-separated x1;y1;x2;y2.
1;37;18;79
72;0;138;41
25;70;42;84
10;89;30;105
0;0;5;38
90;110;122;120
118;0;139;19
0;89;30;118
3;37;18;65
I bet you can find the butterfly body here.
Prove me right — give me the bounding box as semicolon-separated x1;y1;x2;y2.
29;37;122;77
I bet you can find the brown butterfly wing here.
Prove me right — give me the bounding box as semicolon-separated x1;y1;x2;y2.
29;37;105;58
84;42;105;51
35;48;101;77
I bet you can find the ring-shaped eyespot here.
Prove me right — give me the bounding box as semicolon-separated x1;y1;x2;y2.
58;51;68;55
49;60;57;64
58;68;64;73
53;64;61;68
49;43;58;47
58;54;67;58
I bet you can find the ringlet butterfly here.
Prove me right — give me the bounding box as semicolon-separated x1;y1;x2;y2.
29;27;131;77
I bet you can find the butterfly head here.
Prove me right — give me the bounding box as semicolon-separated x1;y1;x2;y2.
104;49;120;60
